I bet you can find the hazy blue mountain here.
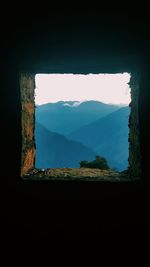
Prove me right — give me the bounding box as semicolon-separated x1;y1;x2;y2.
68;106;130;171
35;100;120;135
35;122;96;169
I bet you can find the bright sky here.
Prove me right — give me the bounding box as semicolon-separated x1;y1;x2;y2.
35;73;131;105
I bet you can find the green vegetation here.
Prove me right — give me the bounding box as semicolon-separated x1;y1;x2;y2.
80;155;110;170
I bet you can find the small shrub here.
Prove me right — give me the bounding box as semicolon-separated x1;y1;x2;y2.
80;155;110;170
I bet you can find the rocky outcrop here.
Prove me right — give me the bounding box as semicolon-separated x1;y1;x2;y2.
20;73;36;176
128;72;141;179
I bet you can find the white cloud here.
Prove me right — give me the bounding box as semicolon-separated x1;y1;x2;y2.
63;101;82;107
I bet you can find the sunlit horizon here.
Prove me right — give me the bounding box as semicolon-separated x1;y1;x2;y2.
35;73;131;106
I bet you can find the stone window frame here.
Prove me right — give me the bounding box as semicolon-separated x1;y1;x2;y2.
20;71;141;180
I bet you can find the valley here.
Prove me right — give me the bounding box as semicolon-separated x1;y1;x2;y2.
35;100;130;171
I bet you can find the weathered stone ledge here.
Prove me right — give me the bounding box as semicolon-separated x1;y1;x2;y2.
22;168;139;181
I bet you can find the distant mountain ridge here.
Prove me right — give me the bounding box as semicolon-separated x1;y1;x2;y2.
69;106;130;171
35;122;96;169
35;101;130;171
35;100;120;135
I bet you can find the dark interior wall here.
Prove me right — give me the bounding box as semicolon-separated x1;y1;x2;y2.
1;6;150;247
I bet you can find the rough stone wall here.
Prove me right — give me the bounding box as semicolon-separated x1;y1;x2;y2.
128;72;141;179
20;72;141;179
20;73;36;176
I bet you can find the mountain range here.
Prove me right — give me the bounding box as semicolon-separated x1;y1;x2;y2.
35;100;130;171
35;122;96;169
35;100;120;135
68;106;130;170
